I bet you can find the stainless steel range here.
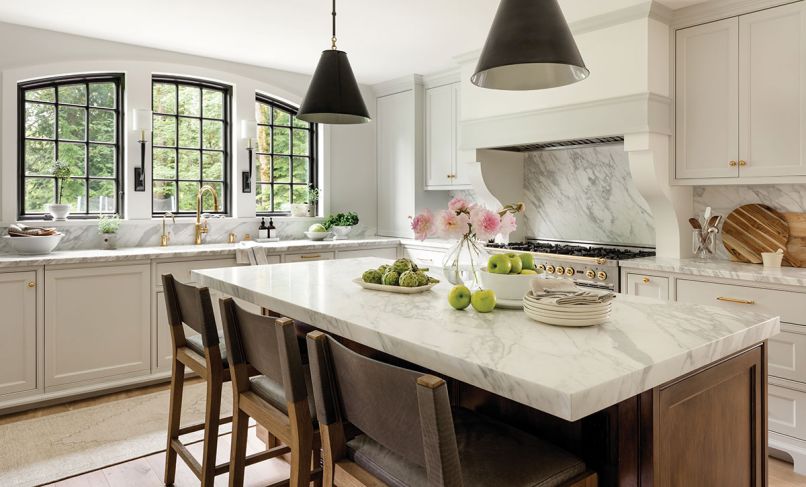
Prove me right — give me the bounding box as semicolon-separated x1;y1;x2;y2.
486;240;655;292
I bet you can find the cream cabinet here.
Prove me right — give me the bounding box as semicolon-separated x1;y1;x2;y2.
0;271;38;396
425;82;471;190
45;264;151;388
625;273;670;301
676;2;806;181
283;251;334;262
335;247;397;260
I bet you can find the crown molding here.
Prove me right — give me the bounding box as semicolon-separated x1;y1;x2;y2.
671;0;801;29
422;68;462;89
371;74;424;98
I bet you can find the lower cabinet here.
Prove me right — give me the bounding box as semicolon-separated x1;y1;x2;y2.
400;245;446;268
335;247;397;260
625;273;670;300
0;271;38;396
44;264;151;388
283;251;334;262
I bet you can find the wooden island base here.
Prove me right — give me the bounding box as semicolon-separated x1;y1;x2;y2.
257;341;767;487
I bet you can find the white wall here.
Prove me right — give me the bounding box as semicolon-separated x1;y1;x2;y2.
0;21;376;230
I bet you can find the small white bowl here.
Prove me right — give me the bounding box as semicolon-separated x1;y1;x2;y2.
331;226;352;240
479;267;544;301
3;234;64;255
304;231;331;241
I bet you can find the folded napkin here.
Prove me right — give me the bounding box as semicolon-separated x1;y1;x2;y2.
528;278;616;305
8;224;58;237
235;241;272;265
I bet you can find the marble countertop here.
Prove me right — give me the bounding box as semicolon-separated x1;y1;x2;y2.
0;238;400;268
621;257;806;288
193;257;780;421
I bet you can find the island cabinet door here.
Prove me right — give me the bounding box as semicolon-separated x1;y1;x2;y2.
44;264;151;389
654;345;765;487
0;271;37;396
625;273;669;300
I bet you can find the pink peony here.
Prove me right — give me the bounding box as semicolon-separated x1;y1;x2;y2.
410;209;436;241
470;206;502;241
436;210;471;239
448;196;470;214
499;212;517;237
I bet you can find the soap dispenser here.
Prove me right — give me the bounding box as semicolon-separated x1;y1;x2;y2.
258;218;268;240
268;218;276;239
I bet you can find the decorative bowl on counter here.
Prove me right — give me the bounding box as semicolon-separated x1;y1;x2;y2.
304;231;331;241
331;225;352;240
479;267;544;301
3;234;64;255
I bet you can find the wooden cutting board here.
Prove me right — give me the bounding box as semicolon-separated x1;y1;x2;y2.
782;212;806;267
722;204;801;266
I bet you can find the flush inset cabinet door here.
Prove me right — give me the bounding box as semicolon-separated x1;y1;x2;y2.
377;89;417;237
675;17;740;179
425;82;472;190
45;264;151;388
625;273;670;300
0;271;37;396
739;2;806;178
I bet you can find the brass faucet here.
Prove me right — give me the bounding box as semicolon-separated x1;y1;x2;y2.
194;185;220;245
160;211;175;247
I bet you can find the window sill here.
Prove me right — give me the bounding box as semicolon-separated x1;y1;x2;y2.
3;216;325;227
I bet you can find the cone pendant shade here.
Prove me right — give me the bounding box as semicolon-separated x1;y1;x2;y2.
472;0;589;91
297;49;371;124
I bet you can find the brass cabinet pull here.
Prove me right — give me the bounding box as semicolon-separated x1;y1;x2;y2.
717;296;755;305
27;281;36;288
729;161;738;167
738;160;747;167
642;277;650;284
299;254;322;260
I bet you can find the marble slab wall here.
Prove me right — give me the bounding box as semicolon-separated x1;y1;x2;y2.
523;145;655;247
0;218;372;252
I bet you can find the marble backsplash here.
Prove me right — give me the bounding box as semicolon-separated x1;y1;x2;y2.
523;145;655;247
0;217;373;252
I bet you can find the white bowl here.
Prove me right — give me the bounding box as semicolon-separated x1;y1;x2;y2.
479;267;544;301
331;226;352;239
304;231;331;241
4;234;63;254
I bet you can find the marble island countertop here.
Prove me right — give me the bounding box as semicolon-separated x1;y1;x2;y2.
0;237;400;268
621;256;806;287
193;257;780;422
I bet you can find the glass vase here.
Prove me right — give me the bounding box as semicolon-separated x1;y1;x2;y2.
692;229;716;261
441;236;489;289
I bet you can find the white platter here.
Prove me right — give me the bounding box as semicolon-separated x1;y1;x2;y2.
353;278;438;294
495;298;524;309
524;309;609;327
522;299;612;313
522;302;610;320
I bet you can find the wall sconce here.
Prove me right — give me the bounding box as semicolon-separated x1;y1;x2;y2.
240;120;257;193
132;109;152;192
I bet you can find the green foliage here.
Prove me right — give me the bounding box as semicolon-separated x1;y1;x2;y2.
307;186;320;204
52;160;72;204
97;214;121;234
323;212;359;229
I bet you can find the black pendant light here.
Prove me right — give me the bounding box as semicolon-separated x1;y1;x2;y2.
297;0;370;124
472;0;590;91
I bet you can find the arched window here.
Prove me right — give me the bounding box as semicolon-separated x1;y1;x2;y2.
18;73;124;218
254;94;318;215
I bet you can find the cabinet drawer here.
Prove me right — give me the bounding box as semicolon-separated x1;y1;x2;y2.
283;251;334;263
769;383;806;439
770;324;806;383
336;247;397;260
676;279;805;325
401;247;443;268
625;273;670;301
155;258;238;287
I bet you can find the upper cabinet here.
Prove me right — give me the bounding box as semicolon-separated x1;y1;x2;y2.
425;82;472;190
675;2;806;182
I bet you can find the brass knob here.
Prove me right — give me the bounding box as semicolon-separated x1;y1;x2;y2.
565;267;575;277
729;161;737;167
27;281;36;288
597;271;608;281
585;269;595;279
537;264;546;272
447;174;452;179
643;277;650;284
738;160;747;167
545;265;555;274
555;266;564;275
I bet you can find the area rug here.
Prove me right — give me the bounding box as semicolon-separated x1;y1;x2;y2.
0;381;233;487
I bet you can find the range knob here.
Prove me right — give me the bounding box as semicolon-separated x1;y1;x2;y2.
565;267;575;277
555;266;565;275
585;269;595;279
545;265;555;274
537;264;546;272
597;271;608;281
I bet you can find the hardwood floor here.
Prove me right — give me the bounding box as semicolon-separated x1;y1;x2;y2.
770;457;806;487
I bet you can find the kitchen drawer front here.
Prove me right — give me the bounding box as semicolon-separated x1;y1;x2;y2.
769;383;806;439
336;247;397;260
401;247;443;268
676;279;805;326
283;251;334;263
769;324;806;383
625;273;670;301
154;258;238;287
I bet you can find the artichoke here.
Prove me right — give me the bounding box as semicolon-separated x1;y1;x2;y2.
399;270;420;287
382;271;400;286
362;269;383;284
415;271;429;287
392;258;413;274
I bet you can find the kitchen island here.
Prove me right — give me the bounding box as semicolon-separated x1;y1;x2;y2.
194;257;780;486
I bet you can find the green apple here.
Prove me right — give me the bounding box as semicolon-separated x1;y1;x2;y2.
507;253;523;274
308;223;327;233
519;253;536;271
487;254;512;274
448;285;472;310
471;289;496;313
520;269;538;275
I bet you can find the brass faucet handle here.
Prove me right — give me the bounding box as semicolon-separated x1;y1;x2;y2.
228;232;237;244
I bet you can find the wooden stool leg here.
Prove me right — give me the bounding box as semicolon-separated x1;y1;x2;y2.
164;359;186;485
228;406;249;487
200;372;223;487
290;431;313;487
311;447;322;487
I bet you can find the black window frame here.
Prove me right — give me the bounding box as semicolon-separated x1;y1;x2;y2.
17;73;125;220
254;93;318;216
151;75;232;216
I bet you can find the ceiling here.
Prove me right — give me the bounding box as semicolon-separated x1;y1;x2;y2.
0;0;711;84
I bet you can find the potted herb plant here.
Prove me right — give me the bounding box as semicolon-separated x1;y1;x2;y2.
48;160;72;220
323;211;359;240
98;214;121;249
290;185;320;217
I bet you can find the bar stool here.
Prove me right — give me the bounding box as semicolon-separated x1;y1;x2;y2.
306;331;598;487
219;298;321;487
161;275;274;486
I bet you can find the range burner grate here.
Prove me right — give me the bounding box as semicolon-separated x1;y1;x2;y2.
487;242;655;261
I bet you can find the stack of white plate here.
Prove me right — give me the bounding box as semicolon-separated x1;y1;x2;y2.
522;291;612;327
